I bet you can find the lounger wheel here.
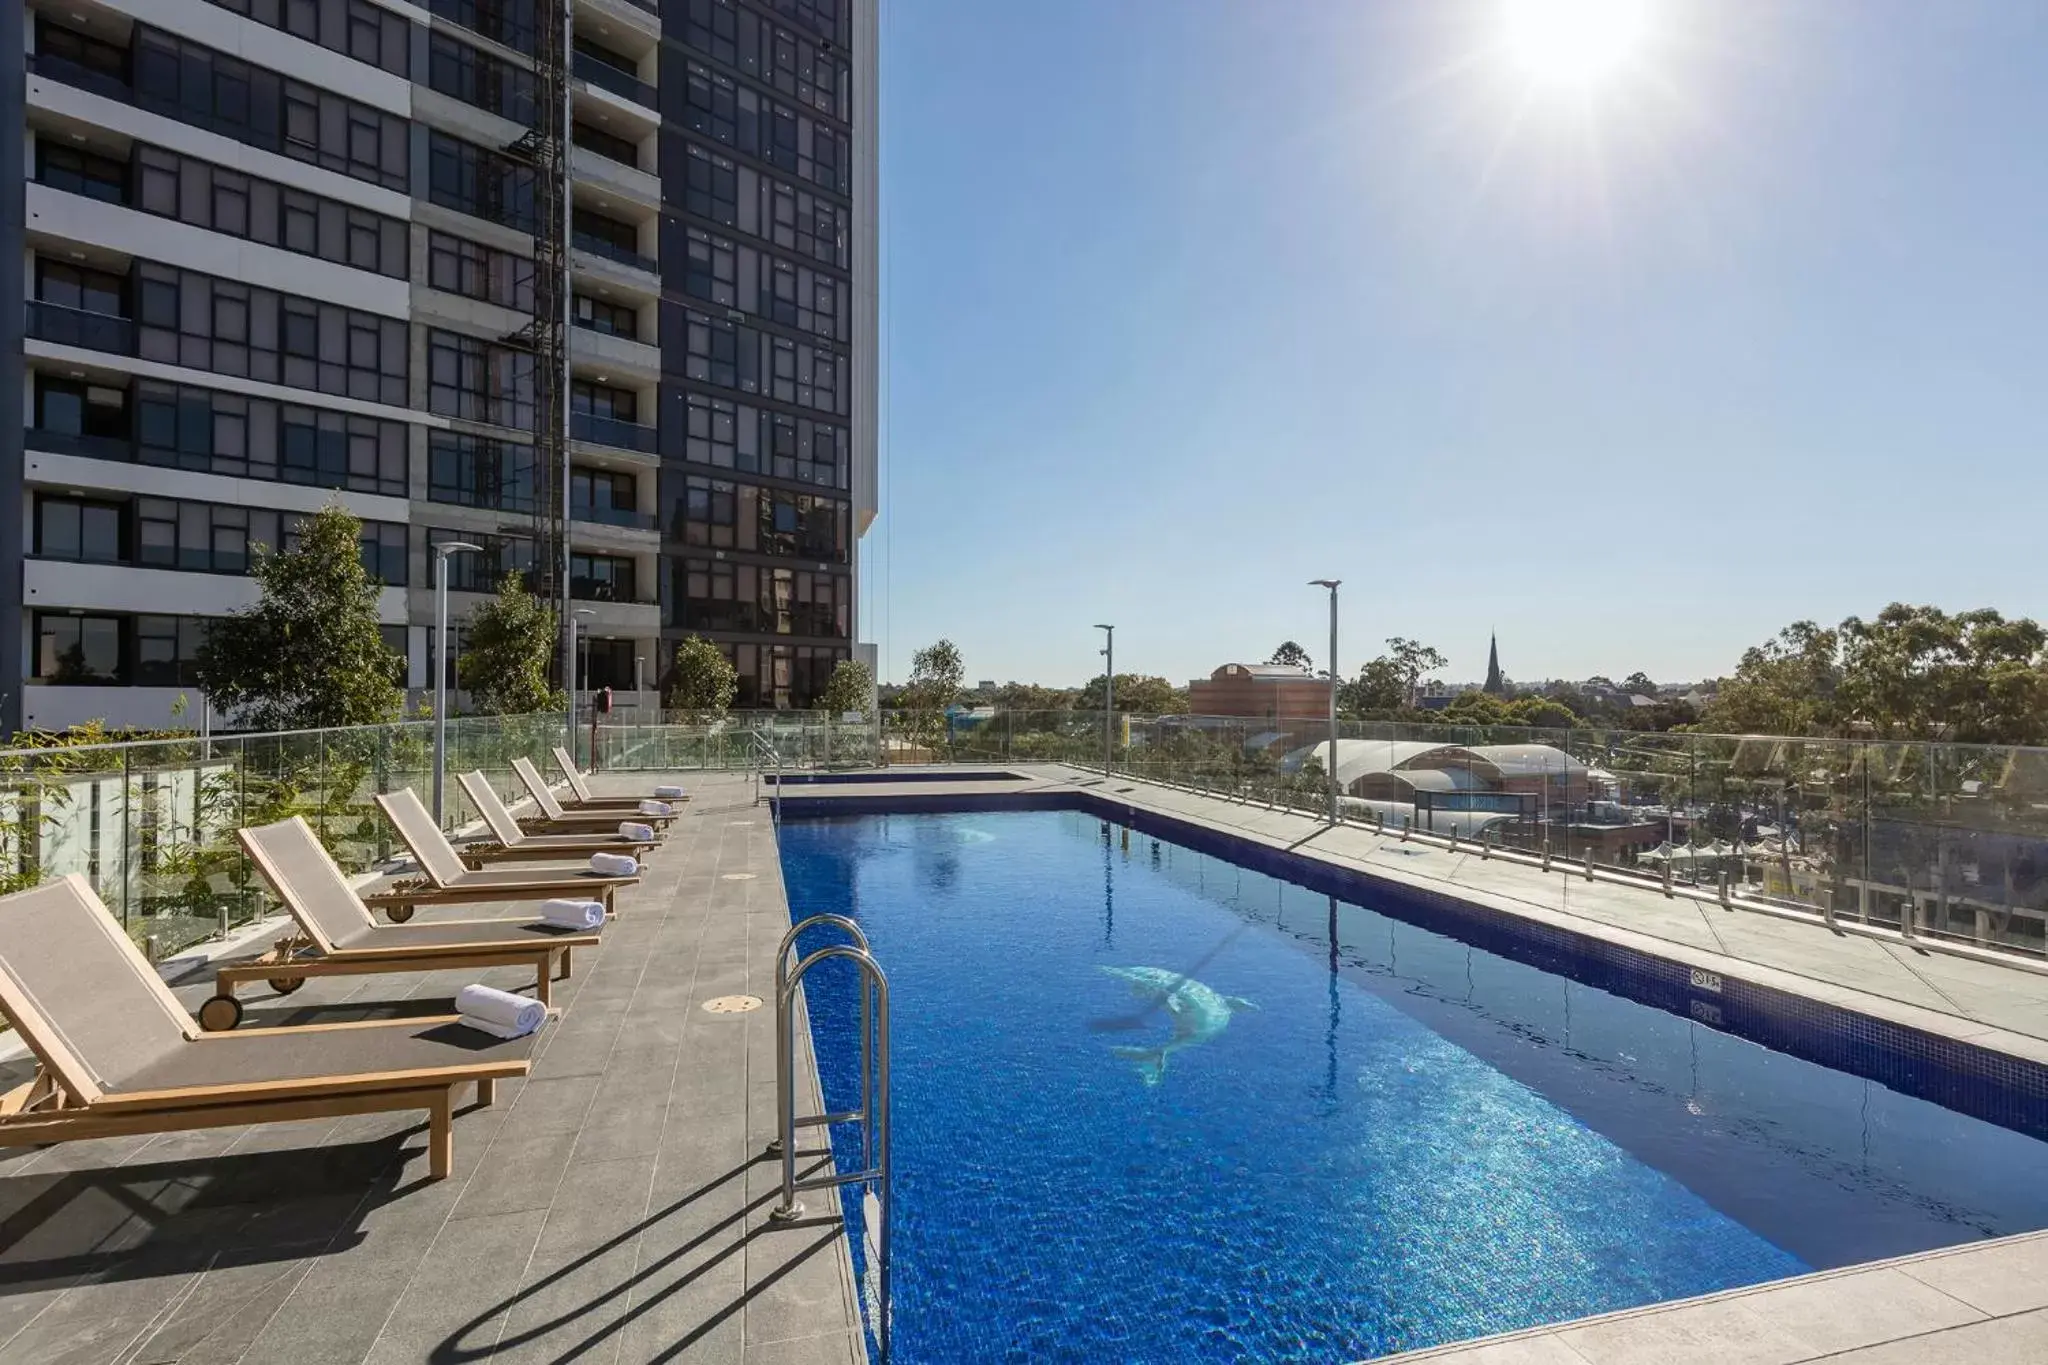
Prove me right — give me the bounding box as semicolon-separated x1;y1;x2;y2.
385;905;415;923
268;976;307;996
197;994;244;1032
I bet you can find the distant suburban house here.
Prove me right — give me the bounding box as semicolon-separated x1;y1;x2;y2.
1186;663;1334;721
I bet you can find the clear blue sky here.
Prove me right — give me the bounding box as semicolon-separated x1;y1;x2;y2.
863;0;2048;688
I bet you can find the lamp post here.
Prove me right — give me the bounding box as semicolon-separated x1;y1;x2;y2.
1093;623;1115;772
568;607;596;763
431;541;483;823
1310;580;1341;824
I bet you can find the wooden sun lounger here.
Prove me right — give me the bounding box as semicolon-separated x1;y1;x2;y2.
551;746;689;809
511;757;675;835
0;876;533;1179
371;787;638;923
454;771;657;868
206;814;605;1030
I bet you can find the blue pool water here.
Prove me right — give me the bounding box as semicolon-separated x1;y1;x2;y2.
777;811;2048;1362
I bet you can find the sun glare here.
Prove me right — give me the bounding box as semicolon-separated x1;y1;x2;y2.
1501;0;1651;90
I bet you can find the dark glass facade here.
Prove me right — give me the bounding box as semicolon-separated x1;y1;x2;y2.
659;0;857;708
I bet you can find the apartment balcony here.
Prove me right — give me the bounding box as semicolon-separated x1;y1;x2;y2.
577;0;661;47
570;596;660;635
570;411;658;455
24;424;131;464
573;53;658;113
570;233;660;297
26;301;133;356
568;322;660;384
569;145;660;212
24;559;408;622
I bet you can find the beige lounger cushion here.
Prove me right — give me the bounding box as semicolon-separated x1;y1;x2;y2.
456;772;644;852
109;1016;538;1101
375;788;635;892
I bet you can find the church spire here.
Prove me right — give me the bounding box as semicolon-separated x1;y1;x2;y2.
1483;632;1505;696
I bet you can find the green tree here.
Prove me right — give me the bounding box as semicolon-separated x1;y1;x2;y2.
1339;637;1447;716
458;573;565;715
1268;641;1312;670
1698;621;1843;736
1834;604;2048;744
1440;691;1512;726
1341;657;1408;716
1622;671;1659;696
1386;637;1449;706
996;682;1080;712
819;658;876;717
1508;697;1579;729
665;635;738;719
196;503;401;731
900;639;965;713
1079;674;1188;714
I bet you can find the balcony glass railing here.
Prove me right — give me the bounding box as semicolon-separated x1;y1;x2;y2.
28;51;132;104
25;426;132;462
571;315;645;344
571;501;657;530
571;230;658;276
570;411;658;453
27;301;134;354
574;53;657;108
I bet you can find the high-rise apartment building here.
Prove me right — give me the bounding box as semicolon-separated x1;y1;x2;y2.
1;0;875;734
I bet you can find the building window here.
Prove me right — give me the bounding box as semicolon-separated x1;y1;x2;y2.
427;131;536;233
570;468;636;522
570;380;637;424
572;294;637;339
684;394;739;469
429;330;535;430
34;19;126;85
129;145;407;277
683;143;739;227
428;527;534;593
35;497;124;563
572;207;640;257
35;141;126;203
35;614;123;684
35;260;125;317
426;0;537;56
206;0;410;78
131;27;409;192
572;121;640;169
130;261;406;403
133;615;212;687
131;379;407;494
429;432;537;512
427;30;535;123
33;377;130;448
570;553;636;603
684;229;738;308
429;231;535;311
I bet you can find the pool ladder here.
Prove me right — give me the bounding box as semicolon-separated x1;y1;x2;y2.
768;914;891;1361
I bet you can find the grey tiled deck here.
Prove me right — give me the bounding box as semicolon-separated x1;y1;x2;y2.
0;773;862;1365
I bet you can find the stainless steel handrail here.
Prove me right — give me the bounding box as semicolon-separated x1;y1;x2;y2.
767;914;870;1158
770;942;891;1361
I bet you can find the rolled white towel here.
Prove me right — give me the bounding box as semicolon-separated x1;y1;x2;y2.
638;799;672;817
455;983;545;1039
618;821;656;843
589;851;639;877
539;897;605;930
653;785;685;800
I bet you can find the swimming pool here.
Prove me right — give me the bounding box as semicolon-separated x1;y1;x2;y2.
777;809;2048;1362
